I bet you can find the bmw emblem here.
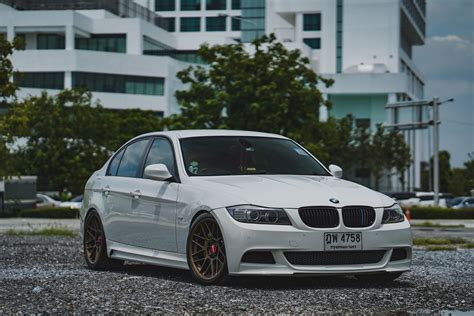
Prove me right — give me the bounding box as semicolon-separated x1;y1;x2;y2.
329;198;339;204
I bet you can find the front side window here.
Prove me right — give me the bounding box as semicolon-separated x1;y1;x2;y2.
144;138;177;177
180;137;330;177
116;139;150;178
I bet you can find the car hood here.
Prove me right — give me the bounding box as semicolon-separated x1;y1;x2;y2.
190;175;395;209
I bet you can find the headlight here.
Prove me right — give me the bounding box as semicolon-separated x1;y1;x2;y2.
226;205;291;225
382;204;405;224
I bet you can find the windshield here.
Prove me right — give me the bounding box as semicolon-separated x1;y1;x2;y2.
180;136;330;177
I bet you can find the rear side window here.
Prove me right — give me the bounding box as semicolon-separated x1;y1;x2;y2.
144;138;177;177
107;149;125;176
116;139;150;178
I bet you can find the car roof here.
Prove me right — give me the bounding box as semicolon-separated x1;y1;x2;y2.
137;129;288;140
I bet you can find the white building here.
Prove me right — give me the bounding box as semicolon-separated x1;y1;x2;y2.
0;0;426;191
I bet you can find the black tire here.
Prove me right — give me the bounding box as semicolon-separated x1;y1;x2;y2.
83;211;123;271
187;213;228;285
355;272;403;283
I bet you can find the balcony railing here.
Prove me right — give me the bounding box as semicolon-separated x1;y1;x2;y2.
0;0;169;32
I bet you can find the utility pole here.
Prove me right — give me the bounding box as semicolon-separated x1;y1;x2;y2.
385;97;453;205
432;97;440;206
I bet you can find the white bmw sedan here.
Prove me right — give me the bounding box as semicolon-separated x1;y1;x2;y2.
80;130;412;285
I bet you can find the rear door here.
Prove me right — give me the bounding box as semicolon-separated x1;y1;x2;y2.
102;138;151;245
129;137;179;252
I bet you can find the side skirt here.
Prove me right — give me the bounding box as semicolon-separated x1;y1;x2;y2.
107;240;189;270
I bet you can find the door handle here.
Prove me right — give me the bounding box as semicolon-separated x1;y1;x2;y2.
103;186;110;197
130;190;141;199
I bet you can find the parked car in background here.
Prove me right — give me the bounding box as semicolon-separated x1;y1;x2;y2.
386;192;418;208
36;194;60;208
415;192;453;208
59;195;83;209
80;130;412;285
449;196;474;209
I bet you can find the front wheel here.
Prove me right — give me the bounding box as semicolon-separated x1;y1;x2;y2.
187;213;228;285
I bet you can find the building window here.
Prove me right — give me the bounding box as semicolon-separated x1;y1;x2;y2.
181;0;201;11
144;49;205;64
37;34;65;49
303;13;321;31
241;0;265;42
143;36;169;55
355;118;371;129
231;16;241;31
72;72;165;96
206;0;226;10
180;17;201;32
14;72;64;90
303;38;321;49
232;0;241;9
155;0;175;11
75;34;126;53
206;16;226;31
157;17;176;32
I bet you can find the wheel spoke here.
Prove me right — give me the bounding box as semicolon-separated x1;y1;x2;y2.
192;239;205;248
192;248;206;257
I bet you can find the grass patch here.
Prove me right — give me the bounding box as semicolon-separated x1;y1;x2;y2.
426;245;457;251
411;221;465;228
414;237;474;251
413;237;467;246
6;225;78;237
461;242;474;249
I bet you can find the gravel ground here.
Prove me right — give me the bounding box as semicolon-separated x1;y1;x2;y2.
0;235;473;314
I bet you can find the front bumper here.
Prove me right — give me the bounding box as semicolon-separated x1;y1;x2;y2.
212;207;412;276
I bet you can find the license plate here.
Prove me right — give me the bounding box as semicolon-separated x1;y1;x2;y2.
324;232;362;251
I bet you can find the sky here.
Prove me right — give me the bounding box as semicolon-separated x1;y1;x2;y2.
413;0;474;167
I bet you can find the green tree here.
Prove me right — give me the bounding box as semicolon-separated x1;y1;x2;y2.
0;35;23;102
386;130;411;191
166;33;333;144
429;150;451;193
1;89;162;194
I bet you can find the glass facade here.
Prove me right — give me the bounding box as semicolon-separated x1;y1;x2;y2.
241;0;265;42
181;0;201;11
75;34;126;53
206;0;226;10
303;13;321;31
206;16;226;31
336;0;343;73
232;0;241;10
155;0;175;11
303;38;321;49
231;17;241;31
72;72;165;96
180;17;201;32
14;72;64;90
37;34;65;49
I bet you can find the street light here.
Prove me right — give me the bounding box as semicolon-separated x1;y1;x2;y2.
431;96;454;206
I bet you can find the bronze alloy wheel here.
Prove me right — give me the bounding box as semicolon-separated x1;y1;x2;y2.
187;213;228;284
83;211;123;270
84;212;103;265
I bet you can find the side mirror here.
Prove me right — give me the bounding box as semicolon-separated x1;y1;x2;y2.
144;164;173;181
329;164;343;178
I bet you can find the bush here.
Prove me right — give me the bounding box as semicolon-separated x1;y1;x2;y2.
406;207;474;219
18;207;79;219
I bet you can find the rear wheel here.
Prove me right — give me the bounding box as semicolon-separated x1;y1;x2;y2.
355;272;403;283
187;213;228;285
83;211;123;270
